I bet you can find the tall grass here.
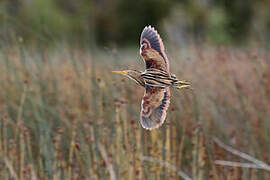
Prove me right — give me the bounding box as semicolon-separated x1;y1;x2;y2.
0;44;269;179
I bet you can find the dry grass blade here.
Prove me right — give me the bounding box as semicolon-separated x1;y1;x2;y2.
4;157;18;180
215;160;264;169
97;142;117;180
213;137;270;171
141;156;192;180
30;164;38;180
192;126;199;179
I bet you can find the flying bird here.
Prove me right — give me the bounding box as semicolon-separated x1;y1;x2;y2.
113;26;190;130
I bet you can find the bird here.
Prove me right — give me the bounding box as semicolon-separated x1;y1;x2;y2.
112;26;190;130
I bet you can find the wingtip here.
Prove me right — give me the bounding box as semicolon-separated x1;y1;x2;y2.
141;121;165;130
140;111;168;131
142;124;163;131
141;25;162;42
144;25;156;31
143;25;151;30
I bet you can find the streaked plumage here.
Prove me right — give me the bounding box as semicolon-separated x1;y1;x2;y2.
113;26;190;130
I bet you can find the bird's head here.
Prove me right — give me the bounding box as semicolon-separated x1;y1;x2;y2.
112;70;141;79
112;70;145;87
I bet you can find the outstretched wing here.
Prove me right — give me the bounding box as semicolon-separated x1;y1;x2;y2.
140;26;170;73
140;86;170;130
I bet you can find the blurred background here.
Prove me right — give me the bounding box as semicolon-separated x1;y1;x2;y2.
0;0;270;46
0;0;270;180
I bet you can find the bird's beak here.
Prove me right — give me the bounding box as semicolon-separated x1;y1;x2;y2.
112;71;127;75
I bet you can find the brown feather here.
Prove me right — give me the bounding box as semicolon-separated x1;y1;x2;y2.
140;86;170;130
140;26;170;73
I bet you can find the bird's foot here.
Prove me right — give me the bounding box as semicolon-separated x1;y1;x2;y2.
176;80;191;90
177;84;191;89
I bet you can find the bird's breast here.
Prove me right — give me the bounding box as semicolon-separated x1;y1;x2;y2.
141;70;175;88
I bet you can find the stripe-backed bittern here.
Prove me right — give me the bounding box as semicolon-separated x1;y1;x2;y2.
113;26;190;130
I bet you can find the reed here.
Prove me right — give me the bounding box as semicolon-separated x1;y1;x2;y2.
0;44;269;179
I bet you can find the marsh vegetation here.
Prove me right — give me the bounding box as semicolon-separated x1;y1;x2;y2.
0;43;269;179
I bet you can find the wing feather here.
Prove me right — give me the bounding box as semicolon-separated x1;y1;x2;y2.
140;26;169;72
140;86;170;130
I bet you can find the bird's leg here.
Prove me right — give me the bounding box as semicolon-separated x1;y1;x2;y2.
178;80;190;84
176;80;191;89
177;84;190;89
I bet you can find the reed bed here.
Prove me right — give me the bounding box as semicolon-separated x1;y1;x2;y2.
0;44;269;179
